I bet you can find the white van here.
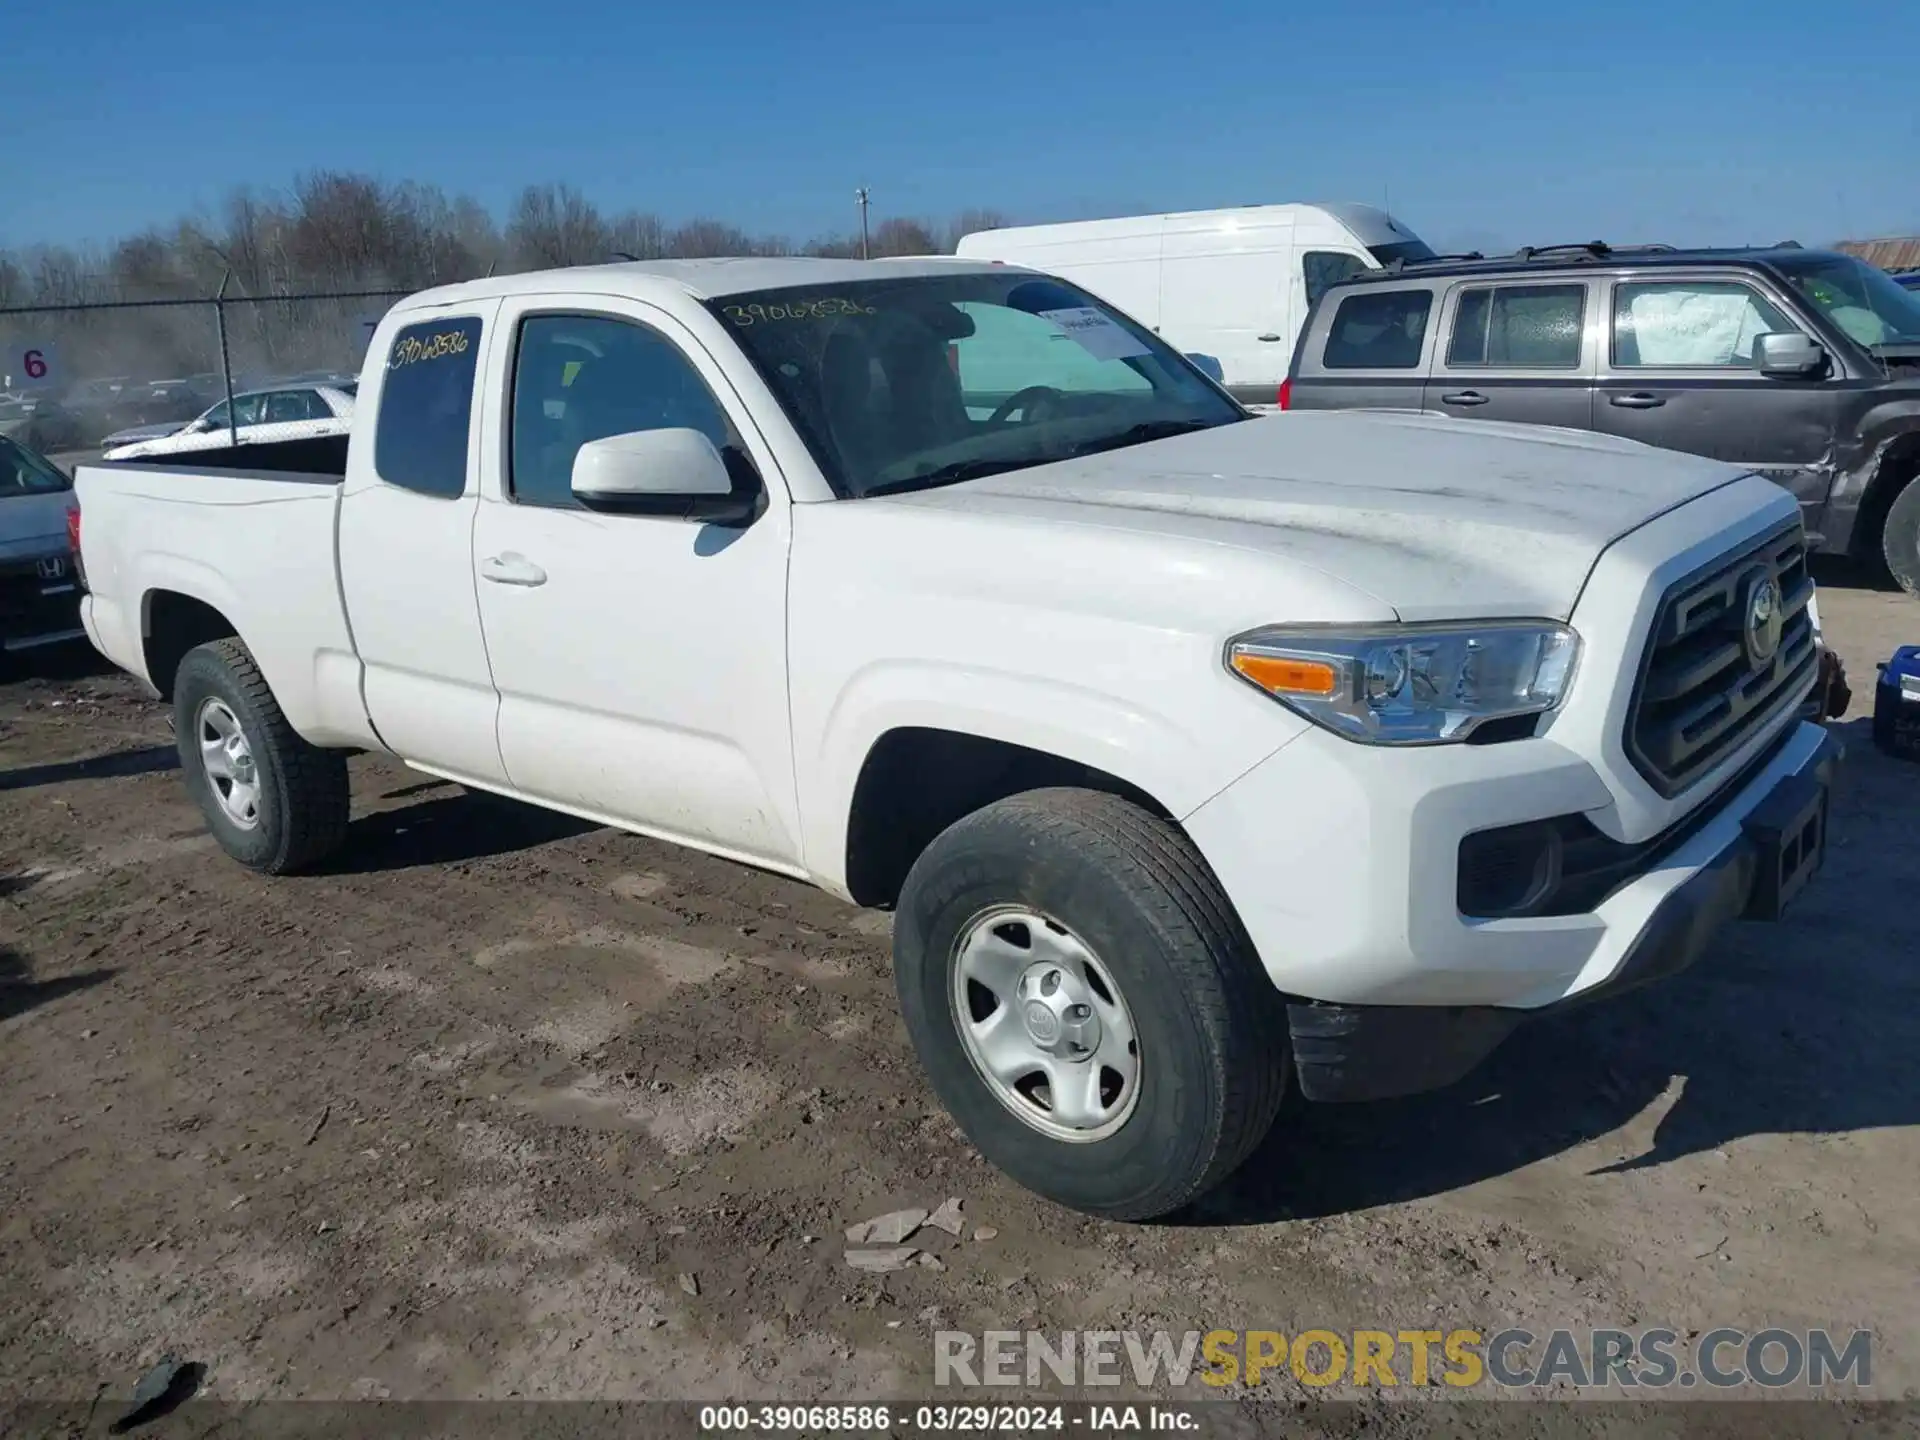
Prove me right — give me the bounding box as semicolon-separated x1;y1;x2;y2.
955;203;1434;406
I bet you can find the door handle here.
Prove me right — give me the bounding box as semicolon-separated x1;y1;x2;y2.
1439;390;1490;407
1609;392;1666;409
479;553;547;587
1256;333;1283;343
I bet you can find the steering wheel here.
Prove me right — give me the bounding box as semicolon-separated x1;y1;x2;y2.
988;385;1066;426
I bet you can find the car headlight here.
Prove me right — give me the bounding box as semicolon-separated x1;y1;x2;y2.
1225;620;1580;744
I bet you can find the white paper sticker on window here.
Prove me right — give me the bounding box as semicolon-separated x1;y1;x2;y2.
1039;307;1151;362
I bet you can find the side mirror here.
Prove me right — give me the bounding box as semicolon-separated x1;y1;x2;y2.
1185;353;1226;383
571;427;757;525
1754;332;1826;378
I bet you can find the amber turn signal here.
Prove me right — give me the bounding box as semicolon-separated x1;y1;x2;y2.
1229;651;1340;697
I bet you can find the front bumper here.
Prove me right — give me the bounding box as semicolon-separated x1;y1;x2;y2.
1188;724;1841;1102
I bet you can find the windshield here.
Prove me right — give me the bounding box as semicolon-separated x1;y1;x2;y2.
1774;254;1920;350
708;272;1244;498
0;435;71;495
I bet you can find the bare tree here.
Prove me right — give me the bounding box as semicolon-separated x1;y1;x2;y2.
944;208;1010;252
870;218;940;257
0;170;1009;390
507;184;609;270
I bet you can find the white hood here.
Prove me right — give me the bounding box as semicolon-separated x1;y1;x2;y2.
885;410;1754;621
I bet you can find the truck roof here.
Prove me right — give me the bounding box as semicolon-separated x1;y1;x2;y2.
398;256;1008;312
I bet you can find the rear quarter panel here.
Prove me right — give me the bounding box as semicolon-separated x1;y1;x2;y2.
73;464;377;749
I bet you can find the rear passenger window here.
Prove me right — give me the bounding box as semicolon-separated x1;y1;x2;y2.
1303;252;1371;309
1322;290;1432;369
1447;284;1586;368
374;317;483;499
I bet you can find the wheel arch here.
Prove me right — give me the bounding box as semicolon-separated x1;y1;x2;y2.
841;725;1183;910
141;584;242;702
1845;421;1920;565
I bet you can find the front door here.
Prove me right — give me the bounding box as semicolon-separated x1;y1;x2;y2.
469;298;802;867
1593;275;1842;534
337;304;509;786
1422;280;1595;431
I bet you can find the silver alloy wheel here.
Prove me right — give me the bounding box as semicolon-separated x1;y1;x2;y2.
951;906;1142;1142
197;697;262;830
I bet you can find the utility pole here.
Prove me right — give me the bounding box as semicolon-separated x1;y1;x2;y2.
856;187;871;259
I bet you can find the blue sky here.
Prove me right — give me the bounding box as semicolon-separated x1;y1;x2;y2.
4;0;1914;255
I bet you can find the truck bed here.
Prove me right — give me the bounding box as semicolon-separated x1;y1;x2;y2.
94;431;349;480
72;446;375;749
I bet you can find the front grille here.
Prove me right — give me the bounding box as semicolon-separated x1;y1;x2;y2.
1625;522;1816;797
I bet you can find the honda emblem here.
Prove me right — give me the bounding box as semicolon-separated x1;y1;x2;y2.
37;555;66;580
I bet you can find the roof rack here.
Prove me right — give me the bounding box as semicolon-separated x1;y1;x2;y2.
1510;242;1677;261
1363;241;1684;278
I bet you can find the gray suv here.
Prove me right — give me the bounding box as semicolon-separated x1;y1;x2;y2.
1283;243;1920;594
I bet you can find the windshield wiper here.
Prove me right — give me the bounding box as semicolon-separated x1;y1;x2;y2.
1063;417;1229;459
861;457;1035;498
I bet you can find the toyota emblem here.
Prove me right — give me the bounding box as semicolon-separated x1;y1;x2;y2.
1741;569;1783;671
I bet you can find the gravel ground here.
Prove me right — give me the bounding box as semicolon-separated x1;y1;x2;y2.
1;570;1915;1421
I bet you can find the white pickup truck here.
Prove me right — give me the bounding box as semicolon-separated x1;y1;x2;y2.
71;257;1839;1220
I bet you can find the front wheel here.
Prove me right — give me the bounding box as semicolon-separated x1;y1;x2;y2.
174;638;350;874
1882;472;1920;598
893;788;1287;1221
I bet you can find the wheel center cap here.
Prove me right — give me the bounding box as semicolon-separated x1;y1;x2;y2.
1023;1000;1060;1045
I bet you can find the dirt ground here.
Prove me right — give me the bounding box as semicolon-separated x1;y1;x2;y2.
2;570;1916;1421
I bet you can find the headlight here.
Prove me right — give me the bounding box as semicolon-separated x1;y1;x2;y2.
1225;621;1579;745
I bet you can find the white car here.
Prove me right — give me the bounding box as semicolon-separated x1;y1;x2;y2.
70;258;1837;1220
101;383;355;461
956;202;1436;407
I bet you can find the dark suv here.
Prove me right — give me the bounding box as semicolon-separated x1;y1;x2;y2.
1283;243;1920;594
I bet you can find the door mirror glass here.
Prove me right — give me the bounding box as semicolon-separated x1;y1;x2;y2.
1752;331;1826;378
571;427;750;522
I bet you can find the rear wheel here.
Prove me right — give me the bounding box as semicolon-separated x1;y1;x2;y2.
892;787;1287;1221
173;638;350;874
1882;473;1920;597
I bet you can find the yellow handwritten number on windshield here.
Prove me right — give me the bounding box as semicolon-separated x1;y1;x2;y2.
723;299;875;326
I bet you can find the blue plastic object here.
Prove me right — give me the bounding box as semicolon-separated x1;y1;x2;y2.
1873;645;1920;762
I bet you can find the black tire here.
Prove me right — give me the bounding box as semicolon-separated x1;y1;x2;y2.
1882;472;1920;598
173;637;350;874
893;787;1287;1221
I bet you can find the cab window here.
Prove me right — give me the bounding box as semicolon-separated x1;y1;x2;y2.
508;314;735;509
374;317;484;498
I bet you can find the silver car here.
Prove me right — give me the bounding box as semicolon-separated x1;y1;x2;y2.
0;436;83;656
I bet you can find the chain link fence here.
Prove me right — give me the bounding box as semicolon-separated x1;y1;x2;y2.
0;281;414;461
